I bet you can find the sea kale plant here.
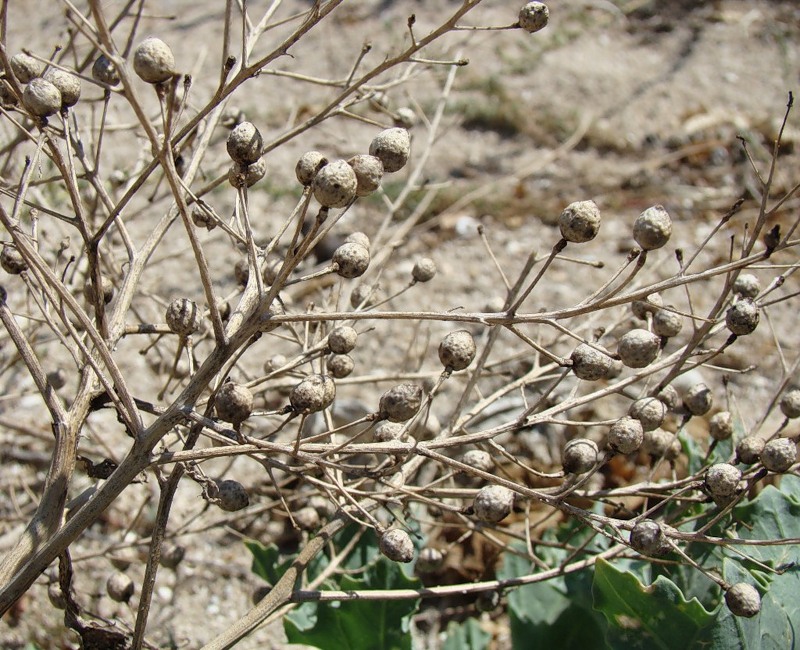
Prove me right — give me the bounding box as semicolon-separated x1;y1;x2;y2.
0;1;798;648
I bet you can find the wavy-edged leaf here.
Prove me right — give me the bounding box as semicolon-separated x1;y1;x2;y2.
442;618;491;650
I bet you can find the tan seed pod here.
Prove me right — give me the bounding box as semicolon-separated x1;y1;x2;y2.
214;479;250;511
732;273;760;299
633;205;672;250
227;122;263;166
345;231;371;249
295;506;321;531
1;246;27;274
709;411;734;441
642;428;675;459
379;383;423;422
562;438;598;474
629;520;668;556
558;200;601;243
571;343;613;381
228;159;266;188
725;299;759;336
47;368;67;390
133;37;175;84
332;242;370;278
312;160;357;208
725;583;761;618
92;54;120;86
22;78;61;117
631;293;663;320
106;572;135;603
653;307;683;338
234;259;249;286
705;463;741;498
191;205;217;231
47;583;67;610
262;258;282;285
473;484;514;523
656;384;681;411
684;382;713;416
760;438;797;473
628;398;666;432
326;353;354;379
10;52;44;83
416;547;444;573
439;330;477;371
347;154;384;196
43;68;81;107
379;529;414;563
411;257;437;283
518;2;550;33
290;374;336;414
82;275;115;304
617;328;661;368
215;382;253;426
736;435;765;465
394;107;416;128
165;297;199;336
608;416;644;454
295;151;328;186
374;421;405;442
368;127;411;173
780;389;800;419
461;449;493;473
159;544;186;570
328;326;358;354
350;284;376;309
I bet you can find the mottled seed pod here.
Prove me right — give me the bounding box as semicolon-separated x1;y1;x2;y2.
82;276;115;304
379;529;414;563
629;520;668;556
725;299;759;336
226;122;263;166
166;297;199;336
290;374;336;414
473;484;515;523
656;384;681;411
350;284;376;309
633;205;672;250
133;37;175;84
780;389;800;419
221;105;245;129
191;205;217;230
295;506;321;531
411;257;437;283
91;54;120;86
47;368;67;390
653;308;683;338
736;435;765;465
328;325;358;354
705;463;741;498
326;353;354;379
518;2;550;33
760;438;797;473
642;428;676;459
684;383;713;416
395;107;416;128
416;547;444;573
461;449;493;473
312;159;358;208
709;411;734;441
1;246;27;274
562;438;598;474
214;479;250;511
106;572;134;603
608;416;644;454
439;330;477;371
295;151;328;186
374;421;405;442
43;68;81;107
571;343;614;381
234;259;249;286
47;583;66;610
347;154;384;196
10;52;44;83
631;293;663;320
379;383;423;422
215;382;253;426
159;544;186;570
628;397;666;432
732;273;760;299
332;242;370;278
228;159;266;188
558;200;601;243
725;583;761;618
618;328;661;368
22;78;61;117
368;127;411;173
345;232;371;249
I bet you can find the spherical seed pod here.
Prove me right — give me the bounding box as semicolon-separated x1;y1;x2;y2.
379;383;423;422
312;160;357;208
350;284;376;309
133;37;175;84
461;449;494;473
653;308;683;338
374;421;405;442
226;122;263;166
618;328;661;368
332;242;370;278
290;374;336;414
631;293;663;320
736;435;765;465
262;258;282;286
347;154;383;196
159;543;186;570
1;246;27;274
439;330;477;371
221;105;245;129
411;257;437;283
0;79;16;107
628;397;666;432
705;463;741;498
379;529;414;563
416;547;444;573
733;273;760;299
571;343;613;381
328;325;358;354
22;78;61;117
562;438;598;474
608;416;644;454
43;68;81;107
10;52;44;83
725;299;759;336
656;384;681;411
684;382;713;416
228;159;266;188
326;353;354;379
558;200;601;243
633;205;672;250
395;107;416;128
518;2;550;33
760;438;797;473
215;382;253;426
82;275;115;304
473;484;515;523
629;520;668;556
709;411;734;441
642;428;674;458
368;127;411;173
476;591;501;613
234;259;249;286
106;572;135;603
725;583;761;618
47;583;67;610
295;151;328;186
780;389;800;419
215;479;250;511
345;231;371;249
91;54;120;86
165;297;199;336
295;506;321;532
191;205;217;230
47;368;67;390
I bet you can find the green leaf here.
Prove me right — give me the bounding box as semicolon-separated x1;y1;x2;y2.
442;618;491;650
245;539;289;585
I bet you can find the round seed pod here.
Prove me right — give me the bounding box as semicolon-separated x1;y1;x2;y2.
416;547;444;573
379;383;423;422
760;438;797;473
461;449;494;473
379;529;414;563
571;343;613;381
643;428;675;459
290;374;336;414
732;273;760;299
657;384;681;411
295;506;321;531
221;105;245;129
226;122;263;166
43;68;81;107
368;127;411;173
47;368;67;390
106;572;134;603
82;276;115;304
91;54;120;86
347;154;383;196
395;107;416;128
736;435;765;465
374;421;405;442
709;411;734;441
215;479;250;511
191;205;216;230
628;397;666;432
215;382;253;426
411;257;437;283
326;353;354;379
1;246;27;274
631;293;663;320
332;242;370;278
350;284;376;309
439;330;477;371
780;389;800;419
473;484;515;523
262;259;282;285
629;520;668;556
476;591;501;613
653;308;683;338
295;151;328;186
234;259;249;286
684;383;713;416
518;2;550;33
608;416;644;454
228;159;266;188
617;328;661;368
0;79;16;107
165;297;199;336
633;205;672;251
558;200;601;243
312;160;357;208
725;582;761;618
705;463;741;498
22;78;61;117
159;544;185;570
47;583;67;610
345;232;371;249
328;326;358;354
725;299;759;336
562;438;598;474
10;52;44;83
133;37;175;84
